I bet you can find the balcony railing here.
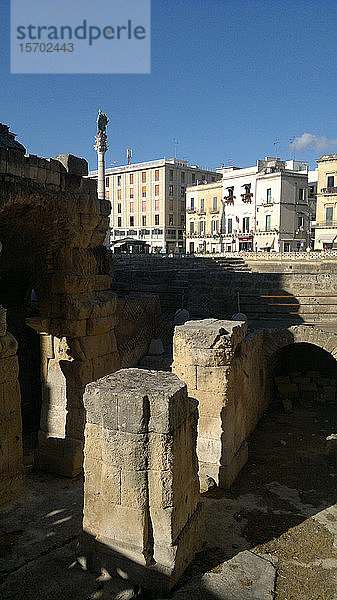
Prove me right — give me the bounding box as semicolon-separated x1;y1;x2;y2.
321;187;337;194
241;193;253;203
224;195;235;204
312;221;337;228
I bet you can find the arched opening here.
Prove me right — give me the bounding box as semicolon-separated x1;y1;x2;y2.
0;271;42;464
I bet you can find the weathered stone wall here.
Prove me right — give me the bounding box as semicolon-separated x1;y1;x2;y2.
0;133;117;479
173;320;337;489
110;255;337;324
114;295;161;368
0;307;24;504
82;368;203;593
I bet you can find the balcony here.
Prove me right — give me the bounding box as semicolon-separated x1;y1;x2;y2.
186;208;196;213
241;193;253;203
312;221;337;228
224;195;235;204
321;187;337;194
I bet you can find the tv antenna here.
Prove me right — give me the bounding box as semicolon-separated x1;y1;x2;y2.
289;136;296;160
173;138;178;159
273;138;280;156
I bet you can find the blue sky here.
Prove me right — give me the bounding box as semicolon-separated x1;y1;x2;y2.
1;0;336;170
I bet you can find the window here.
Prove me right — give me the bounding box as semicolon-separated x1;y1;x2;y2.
142;200;146;212
155;199;160;210
200;198;205;213
326;206;333;225
117;189;122;200
192;173;196;184
298;215;304;229
117;175;122;186
129;202;134;212
117;217;121;227
155;184;159;196
105;177;109;188
244;184;251;193
190;221;194;234
142;215;146;226
181;172;185;183
169;169;173;181
213;197;217;211
181;200;185;211
299;188;304;201
227;186;234;197
266;188;272;204
190;197;194;210
169;199;173;211
266;215;271;231
212;220;219;233
130;216;134;226
142;171;146;183
129;173;134;185
212;176;215;182
198;220;205;235
169;184;173;196
243;217;250;233
180;214;185;226
155;214;159;225
169;214;174;226
228;218;232;233
155;169;159;181
117;204;121;213
130;190;134;198
327;175;335;188
181;186;185;196
142;186;146;197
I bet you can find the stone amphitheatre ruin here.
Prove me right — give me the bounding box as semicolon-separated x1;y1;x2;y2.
0;124;336;598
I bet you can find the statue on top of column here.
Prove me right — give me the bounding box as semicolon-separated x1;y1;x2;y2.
97;109;109;134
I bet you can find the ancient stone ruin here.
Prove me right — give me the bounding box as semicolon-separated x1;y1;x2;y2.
1;123;337;599
82;368;203;592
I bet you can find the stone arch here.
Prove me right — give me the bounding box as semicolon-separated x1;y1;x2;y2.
0;127;119;498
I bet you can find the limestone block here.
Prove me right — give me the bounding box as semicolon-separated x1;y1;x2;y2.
92;352;120;381
193;390;227;417
198;415;222;439
55;154;88;176
197;436;222;466
82;368;203;593
0;332;17;357
72;332;117;361
121;469;148;509
172;365;197;389
0;356;19;384
90;291;118;318
86;316;115;336
196;366;229;392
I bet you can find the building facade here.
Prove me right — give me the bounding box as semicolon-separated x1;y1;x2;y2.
89;159;220;253
186;157;311;253
313;154;337;250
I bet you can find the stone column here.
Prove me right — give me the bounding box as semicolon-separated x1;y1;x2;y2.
172;318;248;489
82;368;203;594
0;307;24;504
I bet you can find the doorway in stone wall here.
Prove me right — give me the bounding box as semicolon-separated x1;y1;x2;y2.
0;275;42;464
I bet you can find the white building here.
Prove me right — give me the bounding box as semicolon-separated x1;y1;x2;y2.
186;157;311;253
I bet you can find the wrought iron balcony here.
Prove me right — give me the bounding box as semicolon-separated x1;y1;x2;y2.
321;187;337;194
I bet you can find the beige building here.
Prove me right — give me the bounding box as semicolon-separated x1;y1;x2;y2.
89;159;219;253
313;154;337;250
185;181;223;254
186;157;311;253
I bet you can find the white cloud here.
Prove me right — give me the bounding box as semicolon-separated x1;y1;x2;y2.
291;132;337;152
